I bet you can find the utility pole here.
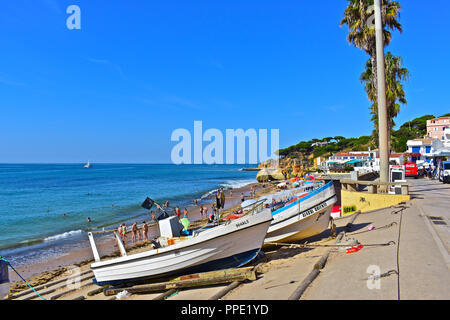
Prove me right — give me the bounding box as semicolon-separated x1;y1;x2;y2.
374;0;390;186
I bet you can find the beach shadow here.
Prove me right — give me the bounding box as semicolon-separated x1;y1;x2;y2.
261;245;314;262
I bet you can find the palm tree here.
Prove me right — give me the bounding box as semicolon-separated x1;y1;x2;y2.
340;0;403;97
360;52;409;150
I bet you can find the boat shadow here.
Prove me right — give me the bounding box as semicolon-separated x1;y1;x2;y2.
255;222;372;270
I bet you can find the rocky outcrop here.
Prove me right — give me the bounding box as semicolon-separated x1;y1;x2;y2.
257;157;306;180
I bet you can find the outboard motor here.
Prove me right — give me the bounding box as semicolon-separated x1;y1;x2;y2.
0;259;9;300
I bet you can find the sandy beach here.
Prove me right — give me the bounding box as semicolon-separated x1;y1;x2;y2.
8;181;278;293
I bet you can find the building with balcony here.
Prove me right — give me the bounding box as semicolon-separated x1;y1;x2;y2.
427;117;450;141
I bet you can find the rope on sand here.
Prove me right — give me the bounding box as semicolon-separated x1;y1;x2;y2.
0;256;46;300
264;240;396;249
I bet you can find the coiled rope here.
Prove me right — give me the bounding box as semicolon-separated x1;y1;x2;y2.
0;256;46;300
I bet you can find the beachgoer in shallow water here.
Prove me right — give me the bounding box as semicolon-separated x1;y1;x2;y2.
183;208;188;218
151;211;156;221
164;200;169;208
194;199;198;206
87;217;91;223
131;222;138;243
142;221;148;241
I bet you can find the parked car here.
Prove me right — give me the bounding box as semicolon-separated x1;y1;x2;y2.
438;161;450;183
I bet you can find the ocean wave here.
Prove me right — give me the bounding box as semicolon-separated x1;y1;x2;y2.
200;188;219;199
43;230;83;242
220;179;255;189
200;179;255;199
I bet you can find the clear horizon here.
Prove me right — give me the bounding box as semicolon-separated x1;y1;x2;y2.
1;0;449;163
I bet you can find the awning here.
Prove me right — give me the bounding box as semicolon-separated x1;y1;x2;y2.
346;159;364;164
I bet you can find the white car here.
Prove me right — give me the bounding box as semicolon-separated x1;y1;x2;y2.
438;161;450;183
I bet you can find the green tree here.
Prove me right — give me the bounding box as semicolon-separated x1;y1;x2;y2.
340;0;403;98
360;52;409;149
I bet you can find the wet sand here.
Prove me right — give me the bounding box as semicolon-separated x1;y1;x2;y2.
9;181;278;293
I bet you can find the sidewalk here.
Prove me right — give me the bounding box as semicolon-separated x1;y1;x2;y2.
301;178;450;300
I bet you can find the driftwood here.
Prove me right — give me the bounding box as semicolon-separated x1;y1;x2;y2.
104;267;256;296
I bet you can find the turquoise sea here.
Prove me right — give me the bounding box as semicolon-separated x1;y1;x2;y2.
0;164;257;267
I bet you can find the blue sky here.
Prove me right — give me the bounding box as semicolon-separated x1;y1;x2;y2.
0;0;449;163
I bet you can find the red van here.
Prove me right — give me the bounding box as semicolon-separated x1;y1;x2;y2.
404;162;418;178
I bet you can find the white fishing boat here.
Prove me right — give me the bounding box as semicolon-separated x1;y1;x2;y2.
262;181;337;244
88;208;272;286
0;259;9;300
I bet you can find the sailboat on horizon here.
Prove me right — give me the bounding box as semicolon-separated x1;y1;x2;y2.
84;160;92;168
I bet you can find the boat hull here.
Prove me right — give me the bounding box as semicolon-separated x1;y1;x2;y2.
91;211;272;286
264;182;337;244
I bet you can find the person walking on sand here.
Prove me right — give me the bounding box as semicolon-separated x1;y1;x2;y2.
142;221;148;241
122;224;127;244
212;203;217;223
194;199;198;206
220;188;225;209
216;190;221;210
131;222;138;244
118;224;123;240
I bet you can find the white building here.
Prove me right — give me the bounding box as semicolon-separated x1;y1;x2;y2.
406;138;435;163
443;127;450;148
